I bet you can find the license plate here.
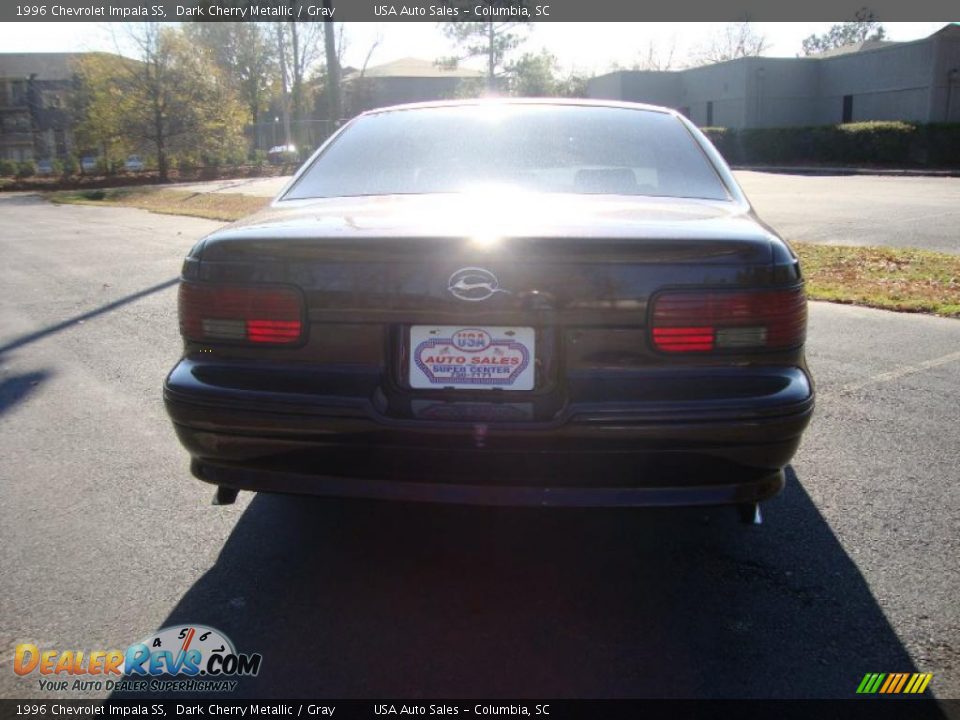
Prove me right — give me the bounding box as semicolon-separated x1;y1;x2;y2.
409;326;535;391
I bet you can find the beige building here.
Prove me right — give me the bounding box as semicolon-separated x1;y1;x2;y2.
342;57;486;116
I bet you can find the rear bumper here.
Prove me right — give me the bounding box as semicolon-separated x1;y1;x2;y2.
164;359;813;507
191;456;785;508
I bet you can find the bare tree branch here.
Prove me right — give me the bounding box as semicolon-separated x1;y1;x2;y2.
693;22;768;65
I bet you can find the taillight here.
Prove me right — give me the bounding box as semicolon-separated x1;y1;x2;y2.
178;282;303;345
651;287;806;353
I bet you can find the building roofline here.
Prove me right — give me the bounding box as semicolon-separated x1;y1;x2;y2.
0;51;127;80
589;23;956;82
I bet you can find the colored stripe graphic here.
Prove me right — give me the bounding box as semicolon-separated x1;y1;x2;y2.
904;673;934;694
857;673;883;694
892;673;909;693
857;672;932;694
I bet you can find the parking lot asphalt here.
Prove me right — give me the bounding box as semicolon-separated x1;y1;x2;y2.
736;172;960;255
0;195;957;699
175;171;960;254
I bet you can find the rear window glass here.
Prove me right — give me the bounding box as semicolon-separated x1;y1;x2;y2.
284;105;729;201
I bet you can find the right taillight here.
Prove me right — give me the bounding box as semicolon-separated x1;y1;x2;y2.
178;281;304;346
651;287;806;353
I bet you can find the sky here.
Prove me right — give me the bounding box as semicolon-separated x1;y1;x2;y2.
0;21;952;76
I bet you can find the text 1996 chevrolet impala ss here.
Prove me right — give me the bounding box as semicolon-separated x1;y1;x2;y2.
163;99;813;523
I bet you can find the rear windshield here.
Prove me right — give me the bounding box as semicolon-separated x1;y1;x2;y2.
284;105;729;201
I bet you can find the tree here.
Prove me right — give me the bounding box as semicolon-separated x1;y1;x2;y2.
183;22;276;127
337;33;381;118
439;19;530;90
287;22;324;131
71;53;137;166
322;11;342;123
554;72;588;98
270;22;326;148
509;50;558;96
503;51;587;98
693;22;769;65
801;10;886;55
625;38;678;72
272;23;293;151
91;23;248;180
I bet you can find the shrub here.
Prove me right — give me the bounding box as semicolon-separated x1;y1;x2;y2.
920;123;960;167
834;121;916;165
176;157;197;174
0;159;16;177
61;155;78;176
16;161;36;178
247;150;267;177
700;121;959;168
700;127;738;163
737;128;802;164
225;147;248;167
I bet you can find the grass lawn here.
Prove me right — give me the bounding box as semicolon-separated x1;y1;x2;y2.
46;187;960;319
49;187;269;222
796;243;960;318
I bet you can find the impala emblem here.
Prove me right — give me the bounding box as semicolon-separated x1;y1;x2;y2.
447;267;510;302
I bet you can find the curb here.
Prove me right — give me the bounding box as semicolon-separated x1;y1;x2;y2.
733;165;960;178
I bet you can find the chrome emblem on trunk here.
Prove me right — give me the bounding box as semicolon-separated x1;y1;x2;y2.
447;267;510;302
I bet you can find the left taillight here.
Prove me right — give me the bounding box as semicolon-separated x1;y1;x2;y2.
178;282;304;345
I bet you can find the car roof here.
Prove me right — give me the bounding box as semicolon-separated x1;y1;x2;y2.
358;97;678;118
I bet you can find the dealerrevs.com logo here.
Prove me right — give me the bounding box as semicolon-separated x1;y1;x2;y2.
14;625;262;693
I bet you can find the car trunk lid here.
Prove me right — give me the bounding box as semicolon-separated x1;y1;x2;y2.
196;193;775;326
